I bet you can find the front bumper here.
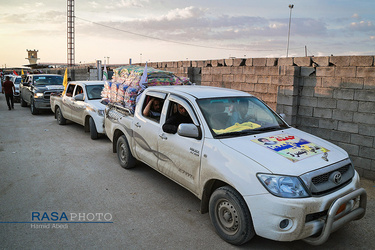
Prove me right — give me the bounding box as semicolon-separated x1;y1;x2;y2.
244;172;366;244
94;116;105;134
34;98;52;110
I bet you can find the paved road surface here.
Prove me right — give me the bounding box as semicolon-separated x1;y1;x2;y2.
0;94;374;249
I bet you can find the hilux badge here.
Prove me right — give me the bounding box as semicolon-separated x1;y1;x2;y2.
322;152;329;162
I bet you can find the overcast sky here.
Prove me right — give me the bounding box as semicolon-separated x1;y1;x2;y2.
1;0;374;67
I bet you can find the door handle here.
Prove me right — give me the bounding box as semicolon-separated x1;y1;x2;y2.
159;134;167;140
135;122;141;128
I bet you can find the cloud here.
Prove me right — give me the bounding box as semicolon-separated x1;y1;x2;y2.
75;5;331;45
35;2;45;7
89;1;100;9
115;0;147;8
162;6;204;20
350;20;374;31
352;13;360;19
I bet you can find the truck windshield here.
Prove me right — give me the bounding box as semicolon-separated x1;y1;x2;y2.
197;96;289;138
86;85;104;100
34;76;63;86
14;77;21;84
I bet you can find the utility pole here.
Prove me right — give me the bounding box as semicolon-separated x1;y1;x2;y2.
286;4;294;57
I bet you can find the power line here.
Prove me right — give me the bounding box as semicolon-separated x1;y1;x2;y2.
75;16;303;53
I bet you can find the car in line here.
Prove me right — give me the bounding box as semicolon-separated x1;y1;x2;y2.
20;74;64;114
50;81;106;139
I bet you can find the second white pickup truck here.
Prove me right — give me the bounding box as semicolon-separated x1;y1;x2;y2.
50;81;105;139
104;85;366;246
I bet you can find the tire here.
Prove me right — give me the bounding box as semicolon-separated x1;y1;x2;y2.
30;98;39;115
209;186;255;245
116;135;136;169
20;96;27;107
89;117;99;140
56;107;66;125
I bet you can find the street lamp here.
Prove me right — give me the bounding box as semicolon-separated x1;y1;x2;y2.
286;4;294;57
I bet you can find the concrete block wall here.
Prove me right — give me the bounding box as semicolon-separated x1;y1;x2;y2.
295;56;375;180
44;67;91;81
154;55;375;180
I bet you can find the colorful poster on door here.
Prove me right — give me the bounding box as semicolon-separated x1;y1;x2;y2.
251;134;329;163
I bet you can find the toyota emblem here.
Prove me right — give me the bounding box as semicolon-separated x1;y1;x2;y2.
331;171;342;185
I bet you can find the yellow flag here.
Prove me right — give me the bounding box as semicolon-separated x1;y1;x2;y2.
62;68;68;95
22;69;24;75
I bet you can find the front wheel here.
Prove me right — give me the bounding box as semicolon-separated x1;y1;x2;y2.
89;117;99;140
116;135;136;169
30;98;39;115
209;186;255;245
20;95;27;107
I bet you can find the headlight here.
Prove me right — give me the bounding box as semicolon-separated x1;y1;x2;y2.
34;93;43;98
98;110;105;117
257;174;309;198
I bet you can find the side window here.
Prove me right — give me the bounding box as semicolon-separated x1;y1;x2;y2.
66;84;75;97
142;94;164;122
162;101;193;134
74;85;83;96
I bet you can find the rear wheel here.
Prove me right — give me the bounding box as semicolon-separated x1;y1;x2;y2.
30;98;39;115
209;186;255;245
89;117;99;140
116;135;136;169
56;107;66;125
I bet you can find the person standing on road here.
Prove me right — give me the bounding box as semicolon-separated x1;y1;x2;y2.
2;76;15;110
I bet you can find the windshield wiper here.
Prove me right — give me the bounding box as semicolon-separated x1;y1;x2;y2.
249;126;286;133
216;130;257;138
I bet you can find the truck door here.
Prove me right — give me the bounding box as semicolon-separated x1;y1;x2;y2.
23;76;33;103
133;92;167;168
69;85;86;125
157;95;203;195
61;83;76;120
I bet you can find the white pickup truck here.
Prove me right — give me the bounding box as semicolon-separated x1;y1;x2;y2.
104;85;366;245
50;81;105;139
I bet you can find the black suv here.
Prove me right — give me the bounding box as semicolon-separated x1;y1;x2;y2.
20;74;64;114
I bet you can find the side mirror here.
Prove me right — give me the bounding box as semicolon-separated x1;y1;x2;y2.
177;123;201;139
279;113;286;120
74;93;84;101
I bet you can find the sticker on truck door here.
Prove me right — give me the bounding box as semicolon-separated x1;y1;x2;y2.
251;134;329;162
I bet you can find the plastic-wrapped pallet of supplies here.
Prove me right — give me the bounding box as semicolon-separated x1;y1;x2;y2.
107;65;191;112
110;82;121;104
101;81;112;104
124;87;140;113
117;83;129;104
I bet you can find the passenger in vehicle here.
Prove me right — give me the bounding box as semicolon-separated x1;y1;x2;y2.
228;99;251;125
163;104;193;134
89;87;102;99
143;97;162;120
